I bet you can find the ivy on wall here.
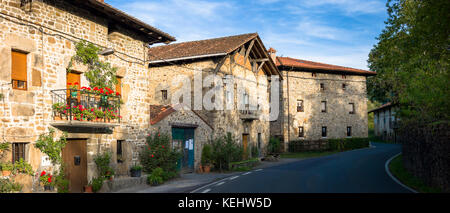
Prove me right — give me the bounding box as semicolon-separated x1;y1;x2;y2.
67;40;118;89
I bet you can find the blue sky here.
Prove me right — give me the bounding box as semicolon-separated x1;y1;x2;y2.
107;0;388;70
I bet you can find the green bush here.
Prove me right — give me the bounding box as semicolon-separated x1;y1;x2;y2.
13;158;34;175
91;177;104;192
268;137;281;153
0;162;14;171
147;167;164;185
0;179;22;193
140;132;182;176
94;152;115;179
54;166;69;193
201;144;213;165
251;145;259;158
210;133;243;171
162;170;178;181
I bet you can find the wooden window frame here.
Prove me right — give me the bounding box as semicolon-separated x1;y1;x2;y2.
11;50;28;91
321;101;327;113
12;143;27;163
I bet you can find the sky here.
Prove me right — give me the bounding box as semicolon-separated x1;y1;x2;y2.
106;0;389;70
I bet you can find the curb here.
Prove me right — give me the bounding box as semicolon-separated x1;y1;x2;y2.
384;153;418;193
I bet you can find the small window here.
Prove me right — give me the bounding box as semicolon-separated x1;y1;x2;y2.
342;83;346;90
12;143;27;163
322;127;327;138
298;126;304;137
312;72;317;77
320;83;325;91
342;74;346;79
321;101;327;113
349;103;355;114
117;140;124;163
161;90;168;100
11;50;28;90
347;126;352;137
297;100;304;112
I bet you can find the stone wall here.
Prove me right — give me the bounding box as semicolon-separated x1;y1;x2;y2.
273;70;369;151
399;122;450;192
0;0;156;191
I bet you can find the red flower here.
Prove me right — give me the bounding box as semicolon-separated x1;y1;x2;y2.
40;171;46;177
116;92;120;96
94;87;99;91
68;83;72;86
48;177;52;183
151;154;154;158
74;82;79;85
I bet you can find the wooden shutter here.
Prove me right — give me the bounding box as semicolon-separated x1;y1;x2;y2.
11;51;27;81
115;77;122;95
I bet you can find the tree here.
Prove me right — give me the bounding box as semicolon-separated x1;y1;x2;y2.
367;0;450;125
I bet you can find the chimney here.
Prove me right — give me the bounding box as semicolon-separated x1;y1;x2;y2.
268;47;277;64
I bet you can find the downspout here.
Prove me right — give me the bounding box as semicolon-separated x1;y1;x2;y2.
285;66;294;151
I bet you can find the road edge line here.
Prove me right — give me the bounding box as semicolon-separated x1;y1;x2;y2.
385;152;418;193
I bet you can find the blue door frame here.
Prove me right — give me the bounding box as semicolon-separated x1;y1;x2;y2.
172;127;195;170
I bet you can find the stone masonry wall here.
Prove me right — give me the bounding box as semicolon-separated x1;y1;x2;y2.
0;0;155;191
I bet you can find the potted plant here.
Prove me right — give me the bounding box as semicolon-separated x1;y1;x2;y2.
147;167;163;186
201;144;213;173
84;180;93;193
91;177;104;193
94;108;104;122
1;162;13;176
39;171;54;191
0;142;9;155
130;164;142;177
68;82;79;98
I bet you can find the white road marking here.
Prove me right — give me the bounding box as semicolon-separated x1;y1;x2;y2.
385;152;418;193
216;182;225;186
201;189;211;193
255;169;263;172
242;172;251;175
229;176;239;180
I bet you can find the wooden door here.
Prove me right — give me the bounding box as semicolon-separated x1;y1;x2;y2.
67;72;81;104
242;134;248;160
62;139;87;193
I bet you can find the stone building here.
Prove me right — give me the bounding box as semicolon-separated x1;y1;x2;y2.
0;0;175;192
368;102;398;142
147;33;281;163
268;49;376;151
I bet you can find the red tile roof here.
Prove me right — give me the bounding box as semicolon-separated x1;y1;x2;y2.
276;56;376;76
368;102;393;113
148;33;258;62
150;105;213;129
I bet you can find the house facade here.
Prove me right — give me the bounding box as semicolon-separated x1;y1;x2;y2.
268;49;376;151
0;0;175;192
147;33;281;165
369;102;398;142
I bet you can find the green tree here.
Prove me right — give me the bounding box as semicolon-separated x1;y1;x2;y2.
368;0;450;125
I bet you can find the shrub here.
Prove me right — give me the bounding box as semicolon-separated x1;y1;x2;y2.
0;179;22;193
268;137;281;153
34;128;68;165
0;162;14;171
54;166;69;193
13;158;34;175
201;144;213;165
94;152;115;179
140;132;181;175
162;170;178;181
147;167;164;185
210;133;243;171
91;177;104;192
251;145;259;158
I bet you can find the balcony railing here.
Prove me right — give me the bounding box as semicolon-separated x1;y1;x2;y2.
51;88;121;124
239;105;260;120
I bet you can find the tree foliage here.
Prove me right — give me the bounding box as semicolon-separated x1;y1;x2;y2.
367;0;450;124
67;40;118;89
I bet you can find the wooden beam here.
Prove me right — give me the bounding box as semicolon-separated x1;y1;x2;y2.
244;39;255;65
250;58;269;63
257;61;266;72
214;56;228;74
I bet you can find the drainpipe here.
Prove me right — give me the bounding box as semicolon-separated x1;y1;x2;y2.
285;66;294;152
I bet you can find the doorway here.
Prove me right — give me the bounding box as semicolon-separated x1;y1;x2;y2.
242;134;249;160
172;128;195;172
62;139;87;193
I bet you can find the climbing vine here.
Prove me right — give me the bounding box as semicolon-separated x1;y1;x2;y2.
34;128;68;165
67;40;118;89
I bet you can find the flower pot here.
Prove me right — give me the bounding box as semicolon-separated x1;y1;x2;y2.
203;165;211;173
44;185;54;191
71;91;78;98
84;185;93;193
130;169;141;177
2;170;11;176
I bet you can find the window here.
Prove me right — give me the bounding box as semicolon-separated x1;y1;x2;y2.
342;74;347;79
342;83;346;90
349;103;355;114
298;126;304;137
322;127;327;138
161;90;168;100
312;72;317;77
12;143;27;163
320;83;325;91
115;77;122;96
347;126;352;137
321;101;327;113
297;100;304;112
11;50;28;90
117;140;124;163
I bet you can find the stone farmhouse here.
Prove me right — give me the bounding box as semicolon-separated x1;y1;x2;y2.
268;49;376;151
147;33;281;170
368;102;398;142
0;0;175;192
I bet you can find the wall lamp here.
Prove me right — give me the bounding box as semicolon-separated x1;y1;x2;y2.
99;48;115;56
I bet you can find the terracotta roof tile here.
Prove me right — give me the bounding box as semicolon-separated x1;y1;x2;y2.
368;102;393;113
148;33;258;62
276;56;376;76
149;105;213;130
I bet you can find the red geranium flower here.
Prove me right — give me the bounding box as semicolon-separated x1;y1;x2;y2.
116;92;120;96
40;171;46;177
48;177;52;183
74;82;79;85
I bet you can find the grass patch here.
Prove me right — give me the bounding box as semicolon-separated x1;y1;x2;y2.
280;151;339;159
389;154;442;193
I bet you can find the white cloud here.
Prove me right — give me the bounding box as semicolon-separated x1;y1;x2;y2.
301;0;385;15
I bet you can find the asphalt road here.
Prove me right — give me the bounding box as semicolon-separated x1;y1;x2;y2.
199;142;411;193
